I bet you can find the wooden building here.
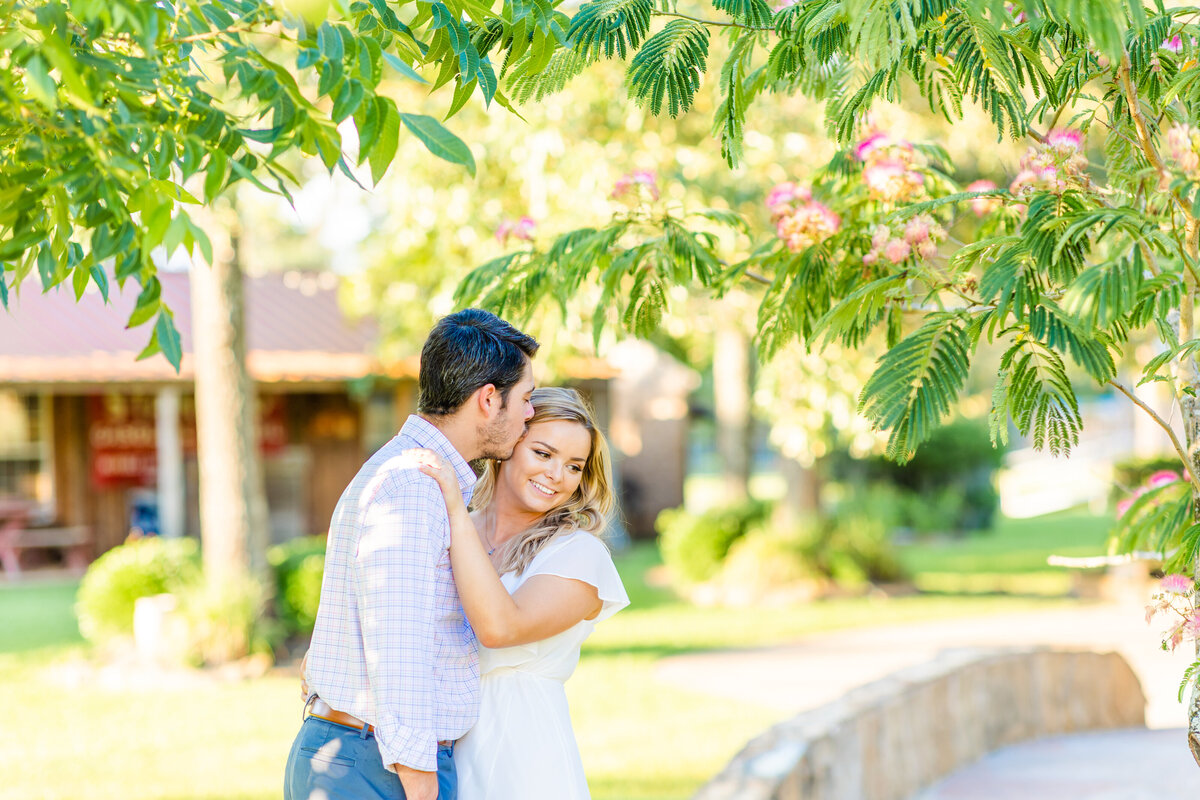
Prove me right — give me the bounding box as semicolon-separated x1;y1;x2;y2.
0;271;416;561
0;272;694;568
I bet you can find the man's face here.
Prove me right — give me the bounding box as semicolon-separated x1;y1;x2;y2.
478;360;535;461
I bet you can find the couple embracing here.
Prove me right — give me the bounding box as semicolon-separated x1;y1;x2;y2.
283;309;629;800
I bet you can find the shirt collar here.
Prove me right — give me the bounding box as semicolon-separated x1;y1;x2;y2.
400;415;478;498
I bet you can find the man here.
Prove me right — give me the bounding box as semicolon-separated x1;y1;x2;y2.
284;308;539;800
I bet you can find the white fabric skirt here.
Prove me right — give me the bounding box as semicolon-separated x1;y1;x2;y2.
454;668;590;800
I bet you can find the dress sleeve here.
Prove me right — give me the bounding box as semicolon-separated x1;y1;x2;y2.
531;533;630;623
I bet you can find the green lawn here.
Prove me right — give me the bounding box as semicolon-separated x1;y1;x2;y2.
0;514;1103;800
896;510;1113;595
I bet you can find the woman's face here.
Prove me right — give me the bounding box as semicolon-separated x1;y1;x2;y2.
497;419;592;515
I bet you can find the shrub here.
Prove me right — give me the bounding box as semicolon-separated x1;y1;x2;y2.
657;499;771;583
176;573;281;666
268;535;327;636
833;417;1002;534
76;537;200;642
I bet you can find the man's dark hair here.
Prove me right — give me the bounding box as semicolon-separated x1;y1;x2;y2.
418;309;540;416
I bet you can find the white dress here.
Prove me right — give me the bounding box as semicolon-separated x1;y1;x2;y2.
454;531;630;800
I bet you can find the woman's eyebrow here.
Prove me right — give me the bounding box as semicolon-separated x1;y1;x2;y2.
531;441;586;462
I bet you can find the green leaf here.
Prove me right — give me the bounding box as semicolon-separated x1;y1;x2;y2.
566;0;653;60
626;20;710;117
332;79;366;123
23;55;58;108
0;273;7;309
128;278;162;329
90;266;110;303
399;113;477;176
369;98;401;184
382;52;429;83
712;0;773;27
859;312;972;462
72;263;90;300
155;311;184;372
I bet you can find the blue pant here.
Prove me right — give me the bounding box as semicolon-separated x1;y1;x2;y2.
284;716;457;800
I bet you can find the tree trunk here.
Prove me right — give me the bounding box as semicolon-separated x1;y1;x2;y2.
190;206;269;581
713;322;753;503
1182;219;1200;768
777;456;821;526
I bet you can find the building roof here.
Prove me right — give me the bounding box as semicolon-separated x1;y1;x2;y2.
0;271;386;384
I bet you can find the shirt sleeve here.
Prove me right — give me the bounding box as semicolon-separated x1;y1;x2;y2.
532;534;630;623
353;473;446;772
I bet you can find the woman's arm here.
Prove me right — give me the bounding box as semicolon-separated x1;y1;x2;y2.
406;449;602;648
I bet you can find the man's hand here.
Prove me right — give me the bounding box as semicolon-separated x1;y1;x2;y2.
394;764;438;800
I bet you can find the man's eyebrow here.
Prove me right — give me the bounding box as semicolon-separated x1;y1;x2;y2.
531;440;586;462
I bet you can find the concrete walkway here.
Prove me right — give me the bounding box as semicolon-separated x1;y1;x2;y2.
656;597;1200;796
914;727;1200;799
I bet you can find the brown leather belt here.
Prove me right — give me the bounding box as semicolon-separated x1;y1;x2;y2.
307;697;454;747
308;697;373;733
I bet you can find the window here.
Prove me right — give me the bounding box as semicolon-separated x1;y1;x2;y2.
0;391;52;509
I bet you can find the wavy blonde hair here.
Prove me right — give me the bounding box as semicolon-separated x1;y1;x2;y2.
470;387;615;575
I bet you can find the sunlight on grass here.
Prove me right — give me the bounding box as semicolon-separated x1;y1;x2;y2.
0;512;1107;800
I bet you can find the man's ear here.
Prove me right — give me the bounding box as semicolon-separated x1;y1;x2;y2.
475;383;501;419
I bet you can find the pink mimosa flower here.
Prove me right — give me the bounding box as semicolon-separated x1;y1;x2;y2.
611;170;660;204
1164;34;1184;53
1162;574;1194;594
966;179;1001;216
915;239;938;260
904;217;931;244
1148;470;1182;488
1047;128;1084;154
855;132;889;161
1115;497;1134;517
884;239;911;264
1009;169;1038;196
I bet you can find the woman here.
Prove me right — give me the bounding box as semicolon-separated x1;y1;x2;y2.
409;386;628;800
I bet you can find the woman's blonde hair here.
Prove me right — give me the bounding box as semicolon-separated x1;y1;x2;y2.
470;386;615;575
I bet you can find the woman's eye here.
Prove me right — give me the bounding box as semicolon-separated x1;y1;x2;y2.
568;465;582;473
534;450;549;458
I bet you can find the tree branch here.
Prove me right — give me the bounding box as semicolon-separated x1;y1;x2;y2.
650;10;773;31
1118;56;1170;177
1109;378;1200;489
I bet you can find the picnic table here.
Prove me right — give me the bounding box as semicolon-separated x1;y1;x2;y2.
0;497;91;577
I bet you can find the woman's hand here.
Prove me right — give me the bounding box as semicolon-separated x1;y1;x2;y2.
404;448;466;514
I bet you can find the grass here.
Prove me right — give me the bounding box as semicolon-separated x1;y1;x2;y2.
0;513;1107;800
896;510;1113;596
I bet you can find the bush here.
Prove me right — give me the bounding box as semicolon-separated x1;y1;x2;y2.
657;499;770;583
268;535;327;636
177;573;280;666
76;537;200;642
833;417;1003;534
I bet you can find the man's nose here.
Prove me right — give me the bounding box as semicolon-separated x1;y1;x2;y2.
524;401;535;420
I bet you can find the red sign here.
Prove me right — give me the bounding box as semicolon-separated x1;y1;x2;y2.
88;394;289;488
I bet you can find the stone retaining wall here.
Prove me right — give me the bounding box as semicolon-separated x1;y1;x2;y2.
692;648;1146;800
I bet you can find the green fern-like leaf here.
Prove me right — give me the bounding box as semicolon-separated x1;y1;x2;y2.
755;246;834;357
815;274;905;349
1026;302;1117;383
995;336;1082;456
1060;256;1143;329
566;0;653;60
859;312;973;462
505;45;590;103
712;0;773;27
626;20;710;117
712;34;757;167
941;10;1029;138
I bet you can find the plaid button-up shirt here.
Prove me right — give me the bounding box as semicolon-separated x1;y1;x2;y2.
305;415;479;772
